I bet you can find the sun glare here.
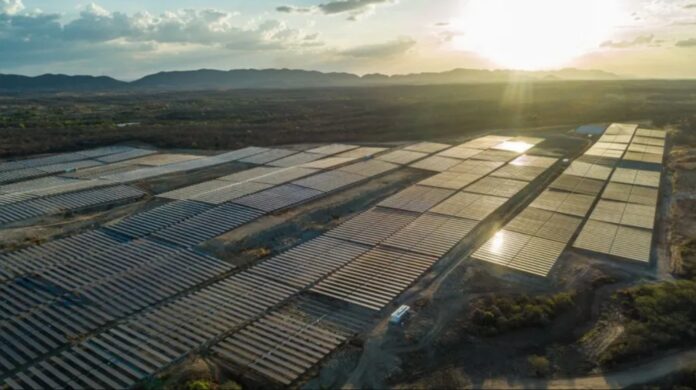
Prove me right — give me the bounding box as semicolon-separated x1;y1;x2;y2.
453;0;624;70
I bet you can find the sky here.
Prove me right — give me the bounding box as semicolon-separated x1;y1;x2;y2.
1;0;696;79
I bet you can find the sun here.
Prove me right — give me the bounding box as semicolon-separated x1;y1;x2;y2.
452;0;624;70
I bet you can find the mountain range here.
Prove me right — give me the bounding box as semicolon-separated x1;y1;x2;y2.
0;68;621;93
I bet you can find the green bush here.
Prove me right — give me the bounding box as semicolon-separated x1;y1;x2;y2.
185;380;212;390
527;355;551;377
601;280;696;365
469;292;575;336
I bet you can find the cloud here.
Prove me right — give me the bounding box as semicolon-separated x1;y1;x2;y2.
277;0;396;20
340;37;415;58
0;3;323;74
0;0;23;14
686;3;696;8
601;34;655;48
276;5;311;13
676;38;696;47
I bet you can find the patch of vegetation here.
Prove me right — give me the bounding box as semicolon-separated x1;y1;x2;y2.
600;281;696;366
527;355;551;377
1;80;696;158
468;292;576;336
674;239;696;279
185;380;213;390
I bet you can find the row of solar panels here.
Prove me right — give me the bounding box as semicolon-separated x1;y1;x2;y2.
1;271;298;390
1;137;556;384
106;155;405;248
0;185;146;226
0;146;143;173
472;123;666;276
0;237;232;377
211;137;555;384
1;137;551;388
573;125;667;263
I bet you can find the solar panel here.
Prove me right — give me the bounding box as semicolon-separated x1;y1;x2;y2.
158;180;233;200
338;160;398;178
248;236;371;288
310;246;437;310
378;185;455;213
622;151;663;165
106;200;213;239
574;220;652;263
239;149;297;165
300;157;357;170
336;147;387;159
530;190;595;217
465;177;527;198
430;192;507;220
448;159;504;175
125;153;201;167
232;184;323;212
492;140;535;154
549;175;604;196
610;168;661;188
510;155;558;168
409;156;461;172
326;208;418;246
458;136;511;150
151;203;265;246
611;226;652;262
473;230;531;266
418;171;483;190
193;181;274;204
594;142;628;152
293;170;365;192
251;167;319;185
589;200;626;225
627;143;664;156
306;144;359;155
599;134;633;144
490;164;546;182
470;149;519;162
631;136;665;147
376;150;428;165
506;237;566;277
436;146;482;160
404;142;451;153
636;128;667;139
601;183;658;206
218;167;284;183
382;214;478;257
266;152;324;168
605;123;638;136
574;219;618;254
564;161;612;180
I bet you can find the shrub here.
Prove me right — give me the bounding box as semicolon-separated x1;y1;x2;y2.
185;380;212;390
469;292;576;336
600;281;696;365
527;355;551;377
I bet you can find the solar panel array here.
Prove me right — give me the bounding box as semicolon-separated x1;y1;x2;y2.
0;237;234;382
473;123;663;276
212;294;374;386
1;272;297;389
0;185;146;226
207;137;554;385
1;137;558;388
573;126;666;263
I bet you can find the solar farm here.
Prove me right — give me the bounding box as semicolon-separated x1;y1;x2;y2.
0;123;670;389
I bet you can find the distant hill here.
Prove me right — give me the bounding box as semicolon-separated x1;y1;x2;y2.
0;74;126;92
0;67;620;93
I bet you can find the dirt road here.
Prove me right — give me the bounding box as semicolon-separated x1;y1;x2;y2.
476;349;696;389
